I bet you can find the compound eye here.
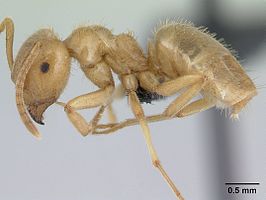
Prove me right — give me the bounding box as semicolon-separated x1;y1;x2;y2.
40;62;50;73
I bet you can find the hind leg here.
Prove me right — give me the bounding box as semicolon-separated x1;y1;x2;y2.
138;71;205;117
230;96;253;119
176;98;216;117
162;81;204;117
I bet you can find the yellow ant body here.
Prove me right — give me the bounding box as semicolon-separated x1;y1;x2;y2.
0;18;257;200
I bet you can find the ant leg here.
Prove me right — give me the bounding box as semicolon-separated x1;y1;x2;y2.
94;114;170;134
0;18;14;70
176;98;216;117
93;75;211;133
94;98;214;134
138;71;202;96
67;85;114;110
163;82;204;117
57;102;106;136
94;98;213;134
166;91;252;120
62;85;114;136
62;62;115;136
105;84;126;123
139;71;205;117
107;104;117;123
230;96;253;119
94;97;214;134
94;75;205;134
128;90;185;200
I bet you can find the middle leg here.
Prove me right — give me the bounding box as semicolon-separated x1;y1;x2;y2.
122;74;185;200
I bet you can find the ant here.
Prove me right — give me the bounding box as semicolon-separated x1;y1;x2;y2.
0;18;257;200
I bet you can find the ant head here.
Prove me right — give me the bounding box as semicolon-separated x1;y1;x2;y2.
12;29;71;127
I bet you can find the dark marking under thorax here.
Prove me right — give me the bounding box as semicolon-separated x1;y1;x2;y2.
136;85;166;104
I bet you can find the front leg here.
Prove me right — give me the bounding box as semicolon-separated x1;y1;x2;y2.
63;62;115;136
57;102;106;136
67;85;114;110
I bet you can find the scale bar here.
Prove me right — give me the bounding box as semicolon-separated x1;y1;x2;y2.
225;182;260;185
